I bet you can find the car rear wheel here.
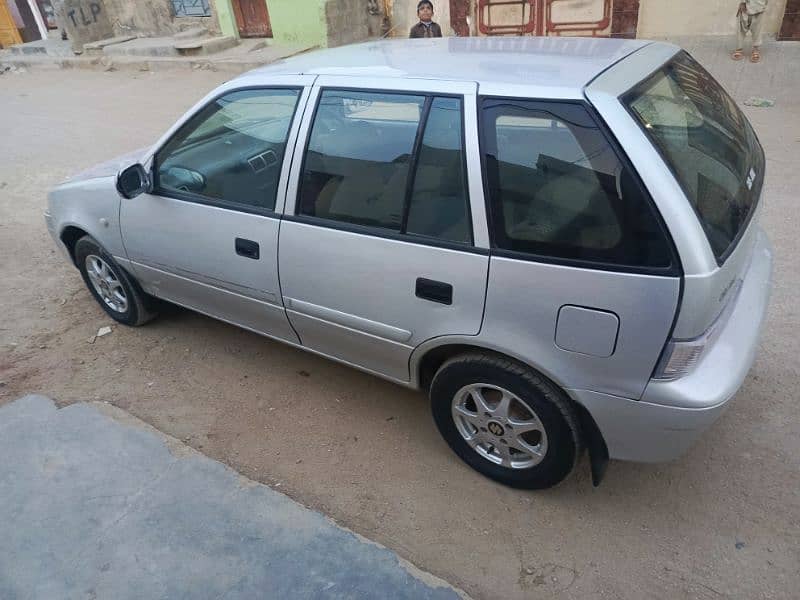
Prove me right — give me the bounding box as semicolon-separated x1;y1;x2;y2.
430;353;582;489
75;236;156;327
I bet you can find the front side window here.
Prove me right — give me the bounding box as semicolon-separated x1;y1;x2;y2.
155;88;301;212
298;90;471;244
624;51;764;262
482;99;673;269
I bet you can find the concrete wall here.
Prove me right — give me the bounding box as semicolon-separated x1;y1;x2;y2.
57;0;223;38
55;0;114;51
638;0;788;39
325;0;380;46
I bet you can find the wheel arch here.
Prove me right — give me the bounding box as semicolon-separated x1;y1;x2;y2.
413;339;609;485
60;225;89;265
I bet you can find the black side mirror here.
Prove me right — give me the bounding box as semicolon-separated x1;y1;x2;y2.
116;164;151;199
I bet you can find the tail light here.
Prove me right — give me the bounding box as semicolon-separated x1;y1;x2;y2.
652;280;742;381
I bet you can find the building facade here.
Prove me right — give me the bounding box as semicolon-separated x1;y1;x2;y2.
390;0;798;42
215;0;385;48
3;1;798;51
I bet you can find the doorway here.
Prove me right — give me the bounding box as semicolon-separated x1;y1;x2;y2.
232;0;272;38
778;0;800;41
0;0;23;48
472;0;618;37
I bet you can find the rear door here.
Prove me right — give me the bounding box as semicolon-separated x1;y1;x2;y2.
121;77;314;342
278;77;489;382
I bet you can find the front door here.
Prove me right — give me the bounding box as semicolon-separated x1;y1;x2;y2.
121;79;313;342
232;0;272;37
0;0;22;48
278;78;490;382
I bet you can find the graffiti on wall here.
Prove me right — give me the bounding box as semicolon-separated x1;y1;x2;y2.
56;0;114;52
64;1;102;28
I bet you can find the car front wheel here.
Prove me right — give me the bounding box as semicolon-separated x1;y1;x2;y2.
430;353;582;489
74;235;156;327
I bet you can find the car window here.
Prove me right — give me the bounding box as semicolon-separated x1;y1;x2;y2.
155;88;301;212
406;97;471;244
297;90;472;245
298;90;424;232
624;51;764;263
481;99;673;269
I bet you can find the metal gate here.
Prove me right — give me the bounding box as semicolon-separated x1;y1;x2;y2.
172;0;212;17
477;0;613;36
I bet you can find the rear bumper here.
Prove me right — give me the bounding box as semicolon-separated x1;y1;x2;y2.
569;389;729;462
644;227;773;410
571;227;773;462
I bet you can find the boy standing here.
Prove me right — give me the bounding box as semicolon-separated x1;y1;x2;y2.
733;1;769;62
409;1;443;38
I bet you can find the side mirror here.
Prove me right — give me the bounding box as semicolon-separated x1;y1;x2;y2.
116;164;151;199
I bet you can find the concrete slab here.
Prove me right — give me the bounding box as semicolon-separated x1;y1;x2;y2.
0;396;466;600
103;36;183;58
173;27;210;41
6;39;73;57
83;35;138;56
175;36;239;56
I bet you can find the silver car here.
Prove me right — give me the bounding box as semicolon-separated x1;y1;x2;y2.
46;37;772;489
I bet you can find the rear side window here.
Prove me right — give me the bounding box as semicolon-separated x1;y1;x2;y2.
406;97;471;244
298;90;471;244
481;99;673;269
624;51;765;263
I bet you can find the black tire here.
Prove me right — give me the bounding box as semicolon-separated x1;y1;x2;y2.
430;353;582;489
74;235;156;327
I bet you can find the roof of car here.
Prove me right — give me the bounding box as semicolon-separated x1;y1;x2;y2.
243;37;659;95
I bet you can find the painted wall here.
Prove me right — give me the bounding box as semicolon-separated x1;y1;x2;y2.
268;0;327;46
213;0;377;48
213;0;237;38
638;0;788;39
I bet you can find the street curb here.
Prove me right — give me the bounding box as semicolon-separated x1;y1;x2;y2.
0;44;317;75
1;55;265;75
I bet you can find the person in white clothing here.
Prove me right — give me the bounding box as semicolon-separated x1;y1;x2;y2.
733;0;768;63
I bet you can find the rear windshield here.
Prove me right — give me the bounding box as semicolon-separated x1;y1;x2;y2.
623;52;765;263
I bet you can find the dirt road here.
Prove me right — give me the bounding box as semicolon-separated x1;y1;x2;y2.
1;47;798;599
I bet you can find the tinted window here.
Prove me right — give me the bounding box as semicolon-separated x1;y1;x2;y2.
156;88;300;211
482;99;672;269
406;97;471;244
624;52;764;262
298;90;425;231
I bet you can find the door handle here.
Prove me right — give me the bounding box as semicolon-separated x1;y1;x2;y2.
235;237;260;260
416;278;453;305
